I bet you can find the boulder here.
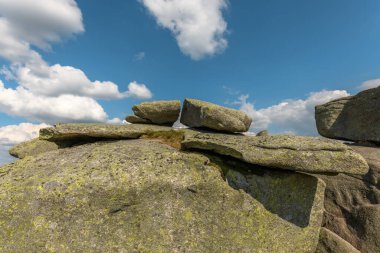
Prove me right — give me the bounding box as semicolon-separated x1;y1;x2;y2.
180;98;252;133
0;139;325;252
125;115;152;124
181;133;369;174
256;130;269;136
316;228;360;253
317;173;380;253
9;138;59;159
132;100;181;125
39;123;176;141
315;86;380;143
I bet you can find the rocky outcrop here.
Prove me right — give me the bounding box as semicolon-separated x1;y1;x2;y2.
132;100;181;125
180;98;252;133
39;123;176;141
182;133;369;174
315;86;380;143
316;172;380;253
0;139;325;252
316;228;360;253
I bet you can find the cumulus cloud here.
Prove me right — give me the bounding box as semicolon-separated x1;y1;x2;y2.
0;0;153;124
140;0;228;60
0;0;84;49
357;78;380;91
0;122;50;145
0;122;50;165
237;90;350;136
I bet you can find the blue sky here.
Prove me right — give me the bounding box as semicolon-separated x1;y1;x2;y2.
1;0;380;163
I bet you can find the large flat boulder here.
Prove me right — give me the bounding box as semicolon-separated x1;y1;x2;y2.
0;139;324;252
39;123;176;141
132;100;181;125
315;87;380;143
125;115;152;124
182;133;369;174
316;228;360;253
180;98;252;133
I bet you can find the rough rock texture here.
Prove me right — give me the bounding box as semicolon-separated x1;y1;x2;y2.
180;98;252;133
39;123;176;141
0;139;325;252
315;86;380;143
256;130;269;136
9;138;59;159
125;115;152;124
316;228;360;253
349;144;380;187
182;133;369;174
317;173;380;253
132;100;181;125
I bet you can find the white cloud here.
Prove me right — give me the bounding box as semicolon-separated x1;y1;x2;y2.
0;80;107;123
16;65;153;100
237;90;350;136
140;0;228;60
0;0;153;124
0;122;50;145
134;51;146;61
0;0;84;49
358;78;380;91
0;122;50;165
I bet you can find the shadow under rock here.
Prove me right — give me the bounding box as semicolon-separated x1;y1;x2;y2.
206;153;319;228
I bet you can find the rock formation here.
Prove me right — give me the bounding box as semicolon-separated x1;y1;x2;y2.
127;100;181;125
180;98;252;133
315;86;380;143
1;96;378;252
314;88;380;253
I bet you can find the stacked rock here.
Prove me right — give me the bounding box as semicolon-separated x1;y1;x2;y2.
126;98;252;133
314;85;380;253
126;100;181;126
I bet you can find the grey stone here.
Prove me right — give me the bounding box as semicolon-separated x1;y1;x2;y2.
0;139;325;252
125;115;152;124
181;133;369;174
132;100;180;125
316;228;360;253
180;98;252;133
315;86;380;143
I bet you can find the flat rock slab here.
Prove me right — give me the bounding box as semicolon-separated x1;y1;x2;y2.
316;228;360;253
9;138;59;159
0;139;324;252
180;98;252;133
133;100;181;125
315;86;380;143
125;115;152;124
39;123;176;141
182;133;369;174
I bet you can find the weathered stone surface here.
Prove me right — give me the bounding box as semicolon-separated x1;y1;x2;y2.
125;115;152;124
132;100;180;125
349;144;380;187
182;133;369;174
316;228;360;253
256;130;269;136
0;139;324;252
315;86;380;143
39;123;175;141
180;98;252;133
9;138;59;159
317;173;380;253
